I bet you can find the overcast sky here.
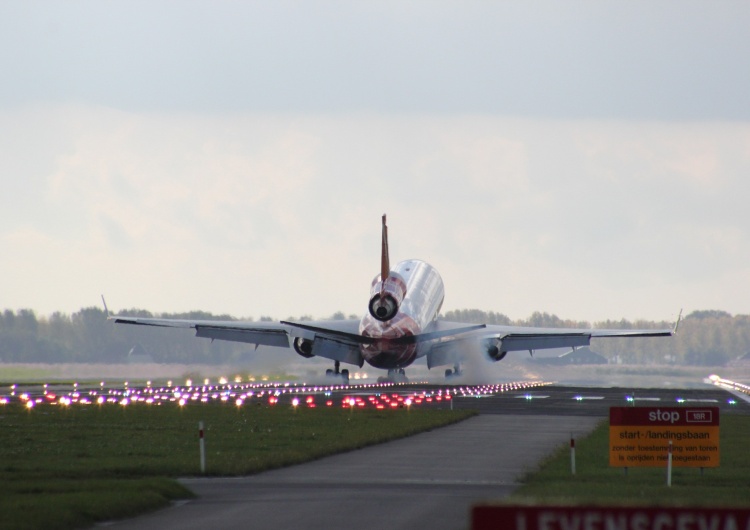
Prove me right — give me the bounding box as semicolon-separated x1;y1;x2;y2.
2;1;749;323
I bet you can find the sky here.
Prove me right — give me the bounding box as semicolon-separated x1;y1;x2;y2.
1;1;749;323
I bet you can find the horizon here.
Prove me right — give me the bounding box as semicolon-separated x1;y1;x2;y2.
2;304;727;326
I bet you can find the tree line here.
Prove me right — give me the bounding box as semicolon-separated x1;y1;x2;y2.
0;307;747;366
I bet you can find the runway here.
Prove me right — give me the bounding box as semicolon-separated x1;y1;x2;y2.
107;413;599;530
104;383;749;530
450;384;746;417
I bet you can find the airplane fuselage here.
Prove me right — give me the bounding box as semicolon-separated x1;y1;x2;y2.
358;259;445;369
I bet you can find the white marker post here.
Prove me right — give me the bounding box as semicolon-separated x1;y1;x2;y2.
570;436;576;475
667;440;673;487
199;421;206;473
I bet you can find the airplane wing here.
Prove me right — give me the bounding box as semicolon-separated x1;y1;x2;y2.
425;320;677;369
111;313;677;371
110;315;292;347
109;315;367;366
484;323;675;351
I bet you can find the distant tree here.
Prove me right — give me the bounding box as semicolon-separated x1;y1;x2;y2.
518;312;588;329
686;310;732;320
441;309;511;325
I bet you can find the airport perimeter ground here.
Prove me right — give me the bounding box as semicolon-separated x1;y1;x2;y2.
105;384;750;530
2;363;749;530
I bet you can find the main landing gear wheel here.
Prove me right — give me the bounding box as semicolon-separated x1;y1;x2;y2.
325;361;350;385
444;363;462;379
378;368;408;384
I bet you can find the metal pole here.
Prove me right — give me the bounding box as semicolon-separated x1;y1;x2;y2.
667;441;672;487
570;436;576;475
199;421;206;473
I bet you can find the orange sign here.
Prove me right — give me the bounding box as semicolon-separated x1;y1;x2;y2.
609;407;719;467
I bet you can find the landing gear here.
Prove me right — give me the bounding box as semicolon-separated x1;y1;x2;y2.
325;361;350;385
378;368;408;384
444;363;462;379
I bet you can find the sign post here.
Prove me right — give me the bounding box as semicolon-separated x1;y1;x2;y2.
199;420;206;473
570;436;576;475
667;440;673;486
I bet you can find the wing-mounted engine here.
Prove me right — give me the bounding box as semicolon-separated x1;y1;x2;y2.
368;272;406;322
293;337;315;358
484;338;508;362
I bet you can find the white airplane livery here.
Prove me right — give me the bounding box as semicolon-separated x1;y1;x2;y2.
110;215;676;383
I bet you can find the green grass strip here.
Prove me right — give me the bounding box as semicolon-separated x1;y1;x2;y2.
509;414;750;507
0;402;474;529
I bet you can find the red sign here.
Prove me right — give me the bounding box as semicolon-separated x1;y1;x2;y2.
610;407;720;427
472;505;750;530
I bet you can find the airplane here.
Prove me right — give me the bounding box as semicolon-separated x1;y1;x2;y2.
109;215;677;384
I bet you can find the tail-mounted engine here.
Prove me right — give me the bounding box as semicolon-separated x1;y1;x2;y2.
293;337;315;358
368;272;406;322
485;338;507;362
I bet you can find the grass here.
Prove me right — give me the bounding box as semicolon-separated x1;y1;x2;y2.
0;402;475;529
0;366;56;382
509;414;750;507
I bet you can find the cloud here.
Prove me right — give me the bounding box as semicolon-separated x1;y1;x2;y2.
1;105;749;321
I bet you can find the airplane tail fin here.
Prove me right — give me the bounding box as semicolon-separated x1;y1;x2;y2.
381;214;390;282
368;214;406;322
673;308;683;335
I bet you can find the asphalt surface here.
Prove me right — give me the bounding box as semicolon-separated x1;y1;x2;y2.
104;384;749;530
451;385;750;417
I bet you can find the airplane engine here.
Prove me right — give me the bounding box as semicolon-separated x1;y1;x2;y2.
368;273;406;322
293;337;315;358
485;339;507;362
